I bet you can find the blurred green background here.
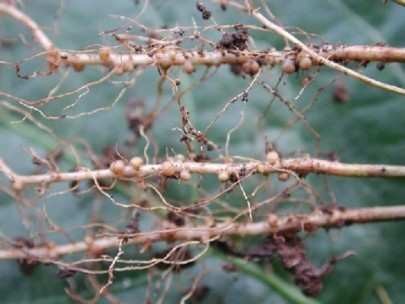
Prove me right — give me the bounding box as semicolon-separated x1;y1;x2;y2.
1;0;405;303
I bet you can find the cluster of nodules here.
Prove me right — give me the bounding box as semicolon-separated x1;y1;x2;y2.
154;48;264;77
109;156;144;177
281;50;314;74
46;45;315;77
46;47;139;75
108;150;290;183
153;50;196;74
98;47;136;75
109;155;192;181
257;150;290;182
44;16;316;77
151;48;315;78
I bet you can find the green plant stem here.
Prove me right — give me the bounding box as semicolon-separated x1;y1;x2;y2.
213;250;320;304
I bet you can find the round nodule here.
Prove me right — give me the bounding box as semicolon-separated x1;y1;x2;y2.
130;157;144;169
282;58;296;74
218;170;230;182
110;160;126;176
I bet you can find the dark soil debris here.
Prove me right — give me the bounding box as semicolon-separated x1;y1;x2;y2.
217;29;249;51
